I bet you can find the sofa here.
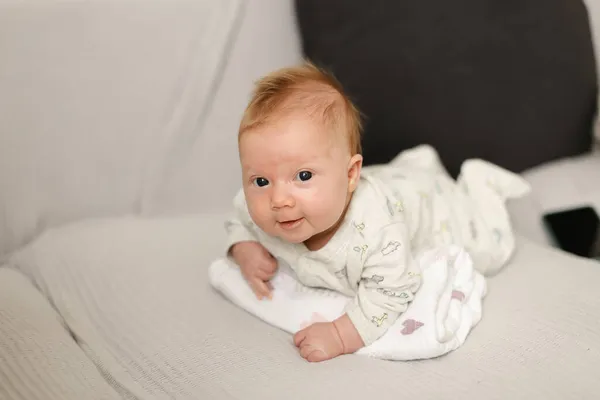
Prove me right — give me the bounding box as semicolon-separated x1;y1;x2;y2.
1;1;600;399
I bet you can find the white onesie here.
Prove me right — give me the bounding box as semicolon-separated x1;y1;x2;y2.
224;145;530;345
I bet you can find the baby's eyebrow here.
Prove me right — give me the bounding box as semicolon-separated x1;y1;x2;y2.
240;163;257;172
242;167;266;177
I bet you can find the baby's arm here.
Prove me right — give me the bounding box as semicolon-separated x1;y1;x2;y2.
225;190;278;299
343;221;422;347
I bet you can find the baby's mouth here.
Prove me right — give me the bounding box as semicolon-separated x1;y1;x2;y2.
278;218;304;230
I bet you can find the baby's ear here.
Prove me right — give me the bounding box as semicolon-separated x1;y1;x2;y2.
347;154;363;192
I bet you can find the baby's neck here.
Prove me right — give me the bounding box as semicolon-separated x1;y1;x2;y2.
303;227;337;251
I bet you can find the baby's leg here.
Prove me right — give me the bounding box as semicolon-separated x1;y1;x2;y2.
455;159;531;275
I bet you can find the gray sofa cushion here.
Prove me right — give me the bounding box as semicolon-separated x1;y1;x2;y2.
7;214;600;399
295;0;597;176
0;267;121;400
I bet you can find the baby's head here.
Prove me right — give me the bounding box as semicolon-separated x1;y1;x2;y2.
238;62;363;249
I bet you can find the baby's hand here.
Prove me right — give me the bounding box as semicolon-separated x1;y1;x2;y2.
294;314;365;362
230;241;278;300
293;322;344;362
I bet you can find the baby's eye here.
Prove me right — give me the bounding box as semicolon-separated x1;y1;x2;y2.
297;171;313;182
253;177;269;187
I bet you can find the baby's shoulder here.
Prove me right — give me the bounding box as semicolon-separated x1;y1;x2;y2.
348;176;404;232
231;187;246;209
229;188;260;233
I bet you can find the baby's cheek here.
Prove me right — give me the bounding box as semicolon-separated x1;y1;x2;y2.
313;191;345;225
247;202;271;231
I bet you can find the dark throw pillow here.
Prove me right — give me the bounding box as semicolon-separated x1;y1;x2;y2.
295;0;597;176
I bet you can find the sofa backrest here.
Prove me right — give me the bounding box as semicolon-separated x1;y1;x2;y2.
0;0;302;257
583;0;600;140
295;0;599;177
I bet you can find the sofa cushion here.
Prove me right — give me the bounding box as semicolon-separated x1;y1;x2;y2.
295;0;597;176
0;267;121;400
7;213;600;399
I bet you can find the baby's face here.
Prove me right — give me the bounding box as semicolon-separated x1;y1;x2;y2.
239;114;361;246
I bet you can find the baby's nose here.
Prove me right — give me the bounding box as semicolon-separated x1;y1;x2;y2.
271;185;295;209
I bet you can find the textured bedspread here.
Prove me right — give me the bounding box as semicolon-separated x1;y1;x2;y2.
2;213;600;400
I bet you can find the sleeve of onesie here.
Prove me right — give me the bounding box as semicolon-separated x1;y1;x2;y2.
223;189;259;254
344;221;422;346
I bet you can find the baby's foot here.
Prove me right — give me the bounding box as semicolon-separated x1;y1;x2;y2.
460;159;531;199
391;144;447;175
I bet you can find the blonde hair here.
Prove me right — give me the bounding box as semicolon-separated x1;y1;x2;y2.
239;61;363;155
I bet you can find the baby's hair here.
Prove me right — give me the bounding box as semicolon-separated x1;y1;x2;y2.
239;60;363;155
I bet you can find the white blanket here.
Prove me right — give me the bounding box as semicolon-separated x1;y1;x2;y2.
209;245;487;361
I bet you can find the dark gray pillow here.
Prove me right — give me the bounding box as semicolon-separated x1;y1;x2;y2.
295;0;597;176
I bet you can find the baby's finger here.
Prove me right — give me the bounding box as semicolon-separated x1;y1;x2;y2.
261;248;276;259
306;349;329;363
293;329;307;347
264;255;278;270
240;266;256;282
251;278;272;300
247;280;262;298
299;344;325;362
253;268;273;281
258;267;277;280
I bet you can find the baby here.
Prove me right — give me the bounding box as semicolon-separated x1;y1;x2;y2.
224;62;529;363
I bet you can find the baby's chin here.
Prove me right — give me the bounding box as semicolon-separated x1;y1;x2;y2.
275;231;312;244
252;222;309;244
257;220;330;245
277;227;319;245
